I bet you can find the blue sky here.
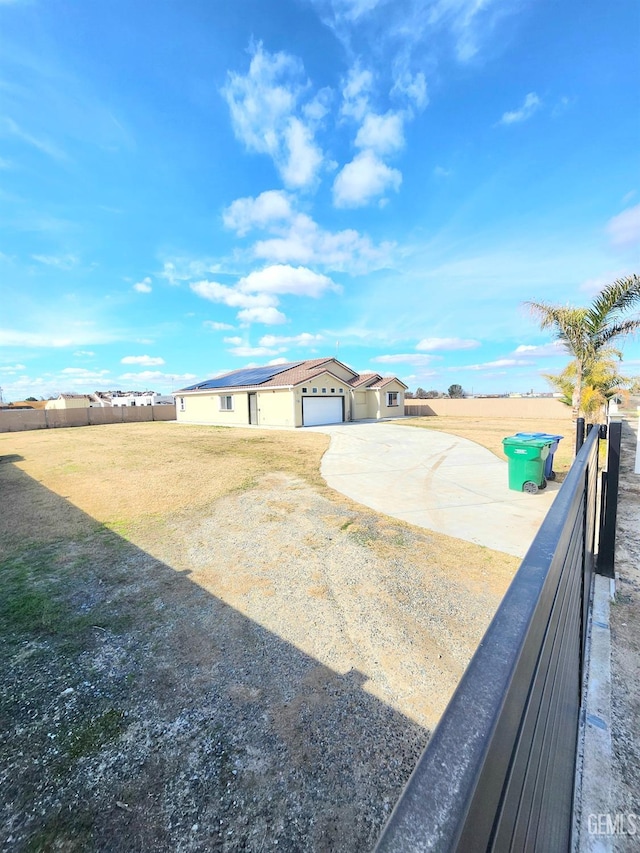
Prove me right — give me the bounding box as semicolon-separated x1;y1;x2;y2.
1;0;639;400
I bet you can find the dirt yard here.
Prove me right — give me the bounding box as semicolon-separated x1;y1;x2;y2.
0;423;519;852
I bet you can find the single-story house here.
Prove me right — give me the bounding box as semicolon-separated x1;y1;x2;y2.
175;357;408;428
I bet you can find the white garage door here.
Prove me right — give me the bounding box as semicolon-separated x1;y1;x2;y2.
302;396;343;426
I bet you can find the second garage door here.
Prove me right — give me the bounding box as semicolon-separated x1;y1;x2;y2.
302;396;344;426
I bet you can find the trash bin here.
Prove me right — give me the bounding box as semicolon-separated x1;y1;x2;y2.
515;432;564;480
502;436;552;494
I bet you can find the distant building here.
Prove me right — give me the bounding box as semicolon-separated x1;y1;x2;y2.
44;391;174;410
45;394;95;410
108;391;174;407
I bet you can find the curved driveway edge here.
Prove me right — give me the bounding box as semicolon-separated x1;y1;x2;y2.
307;421;559;558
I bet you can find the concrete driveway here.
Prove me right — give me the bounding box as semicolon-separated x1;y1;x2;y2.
307;421;560;558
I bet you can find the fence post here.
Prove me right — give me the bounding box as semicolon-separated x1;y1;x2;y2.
575;417;585;455
597;420;622;578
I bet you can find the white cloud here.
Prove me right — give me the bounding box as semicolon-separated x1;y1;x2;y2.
606;204;640;249
463;358;535;371
223;191;393;273
134;276;152;293
341;65;374;121
253;211;394;273
204;321;234;331
416;337;480;352
238;264;340;298
160;258;224;286
372;353;437;366
333;150;402;207
222;43;324;190
190;280;278;309
391;71;428;109
513;342;569;357
259;332;324;347
237;306;287;325
1;363;26;373
223;336;244;345
32;253;79;270
355;111;405;154
500;93;542;125
191;265;337;326
434;165;452;178
281;117;323;189
267;357;291;365
120;355;165;366
312;0;511;69
223;190;294;236
74;350;95;357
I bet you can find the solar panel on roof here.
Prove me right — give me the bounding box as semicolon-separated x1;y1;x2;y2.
181;361;303;391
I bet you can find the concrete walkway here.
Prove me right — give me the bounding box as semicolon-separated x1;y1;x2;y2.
308;421;560;558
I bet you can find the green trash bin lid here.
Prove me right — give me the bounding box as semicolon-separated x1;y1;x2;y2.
502;435;551;459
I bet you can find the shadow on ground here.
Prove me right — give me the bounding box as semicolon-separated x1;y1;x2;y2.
0;459;427;853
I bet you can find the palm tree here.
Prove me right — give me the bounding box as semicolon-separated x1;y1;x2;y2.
543;352;632;419
526;273;640;418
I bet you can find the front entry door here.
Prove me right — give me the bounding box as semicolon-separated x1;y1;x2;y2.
248;393;258;425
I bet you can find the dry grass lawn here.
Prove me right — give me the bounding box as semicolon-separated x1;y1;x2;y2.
0;422;521;852
394;415;574;478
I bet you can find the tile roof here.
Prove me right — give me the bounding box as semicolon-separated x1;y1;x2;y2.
258;358;353;387
177;358;404;392
349;373;381;388
369;376;409;389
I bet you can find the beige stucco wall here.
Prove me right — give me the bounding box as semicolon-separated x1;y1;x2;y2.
321;361;357;383
176;391;250;425
351;389;369;421
377;381;406;419
404;398;572;420
256;389;296;426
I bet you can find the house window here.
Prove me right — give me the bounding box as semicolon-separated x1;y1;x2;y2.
330;388;335;393
312;388;318;393
179;397;185;412
339;388;343;394
219;395;233;411
322;388;327;394
302;387;307;393
387;392;399;407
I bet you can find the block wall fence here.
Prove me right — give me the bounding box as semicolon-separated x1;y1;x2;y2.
0;405;177;433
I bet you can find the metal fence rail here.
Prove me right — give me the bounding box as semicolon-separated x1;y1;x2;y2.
375;426;602;852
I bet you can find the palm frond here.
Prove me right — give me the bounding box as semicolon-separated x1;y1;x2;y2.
588;274;640;325
592;318;640;349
